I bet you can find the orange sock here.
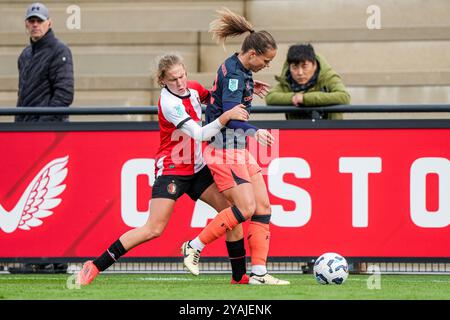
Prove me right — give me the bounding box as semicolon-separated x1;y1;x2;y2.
199;207;243;245
247;220;270;266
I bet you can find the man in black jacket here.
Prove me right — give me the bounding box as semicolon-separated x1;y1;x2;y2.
16;2;74;122
12;3;72;275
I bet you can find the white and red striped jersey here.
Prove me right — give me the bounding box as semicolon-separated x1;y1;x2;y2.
155;80;210;177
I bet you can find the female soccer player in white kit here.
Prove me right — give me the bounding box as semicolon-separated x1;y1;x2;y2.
77;54;250;285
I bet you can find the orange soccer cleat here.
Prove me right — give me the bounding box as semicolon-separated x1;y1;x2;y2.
230;274;249;284
77;260;99;285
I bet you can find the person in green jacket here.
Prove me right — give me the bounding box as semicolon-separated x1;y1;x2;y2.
265;43;350;119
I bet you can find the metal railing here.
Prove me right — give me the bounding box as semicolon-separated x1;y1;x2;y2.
1;104;450;119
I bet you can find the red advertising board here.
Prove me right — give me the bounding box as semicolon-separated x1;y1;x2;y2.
0;127;449;258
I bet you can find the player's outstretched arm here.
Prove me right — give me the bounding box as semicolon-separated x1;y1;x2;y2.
179;105;248;142
218;104;249;125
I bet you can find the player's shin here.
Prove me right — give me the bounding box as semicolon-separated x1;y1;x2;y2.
247;215;271;276
226;238;247;282
93;239;128;271
198;206;245;245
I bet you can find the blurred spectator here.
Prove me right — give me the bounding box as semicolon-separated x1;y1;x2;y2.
266;43;350;119
11;3;71;274
16;2;74;122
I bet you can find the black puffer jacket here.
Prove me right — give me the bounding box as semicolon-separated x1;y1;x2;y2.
16;29;74;122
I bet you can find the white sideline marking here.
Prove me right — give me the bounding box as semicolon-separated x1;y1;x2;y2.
137;276;229;281
138;277;193;281
347;278;450;284
0;277;63;280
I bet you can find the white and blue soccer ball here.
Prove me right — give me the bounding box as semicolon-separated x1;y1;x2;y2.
313;252;349;285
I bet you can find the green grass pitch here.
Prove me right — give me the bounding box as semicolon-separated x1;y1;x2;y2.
1;273;450;300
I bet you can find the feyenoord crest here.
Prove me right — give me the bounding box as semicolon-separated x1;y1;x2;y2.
167;181;177;195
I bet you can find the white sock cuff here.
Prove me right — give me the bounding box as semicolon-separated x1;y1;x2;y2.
189;237;205;252
251;265;267;276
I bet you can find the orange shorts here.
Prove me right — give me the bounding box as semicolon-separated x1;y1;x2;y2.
204;146;261;192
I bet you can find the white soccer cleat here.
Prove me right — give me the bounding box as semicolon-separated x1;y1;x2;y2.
249;273;290;285
181;241;200;276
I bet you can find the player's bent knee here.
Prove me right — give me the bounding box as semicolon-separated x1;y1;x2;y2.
240;199;257;218
234;202;256;221
142;226;165;241
257;202;272;215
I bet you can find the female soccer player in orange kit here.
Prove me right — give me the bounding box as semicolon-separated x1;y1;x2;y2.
181;8;289;285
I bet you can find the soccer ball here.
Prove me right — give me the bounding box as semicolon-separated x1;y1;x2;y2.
313;252;349;285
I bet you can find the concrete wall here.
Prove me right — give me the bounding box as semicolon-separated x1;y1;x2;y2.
1;0;449;120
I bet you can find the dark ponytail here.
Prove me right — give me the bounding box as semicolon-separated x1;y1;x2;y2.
209;7;277;54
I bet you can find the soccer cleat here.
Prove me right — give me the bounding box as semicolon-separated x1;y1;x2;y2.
230;274;249;284
181;241;200;276
249;273;290;285
76;260;99;285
